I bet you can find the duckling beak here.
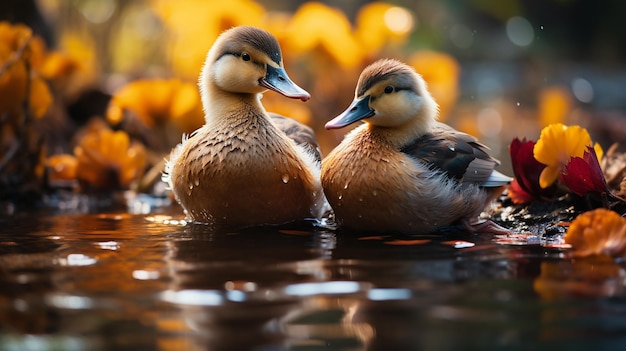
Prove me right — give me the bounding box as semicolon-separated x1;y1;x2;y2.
325;96;374;129
260;65;310;101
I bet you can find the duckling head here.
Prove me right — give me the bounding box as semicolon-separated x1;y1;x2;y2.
200;26;310;109
326;59;438;133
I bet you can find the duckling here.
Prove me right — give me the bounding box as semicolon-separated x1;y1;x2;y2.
321;59;512;233
164;26;327;228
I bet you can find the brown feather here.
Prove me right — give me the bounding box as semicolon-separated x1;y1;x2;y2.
269;113;322;163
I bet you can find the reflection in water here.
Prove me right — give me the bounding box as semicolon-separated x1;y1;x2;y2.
0;213;625;350
534;256;626;299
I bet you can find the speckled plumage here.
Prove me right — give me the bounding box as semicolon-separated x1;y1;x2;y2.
322;59;511;233
164;26;327;227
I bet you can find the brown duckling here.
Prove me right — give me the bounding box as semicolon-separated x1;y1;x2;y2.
164;26;327;228
322;59;511;233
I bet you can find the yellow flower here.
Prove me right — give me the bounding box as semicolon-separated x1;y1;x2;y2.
533;123;603;188
538;86;571;128
284;2;363;68
74;127;146;190
151;0;265;80
564;208;626;257
106;79;204;134
355;2;413;55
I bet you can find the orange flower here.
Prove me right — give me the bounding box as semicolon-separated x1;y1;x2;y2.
533;123;603;188
40;51;80;81
0;22;52;119
106;79;204;134
47;154;78;182
564;208;626;257
74;128;146;190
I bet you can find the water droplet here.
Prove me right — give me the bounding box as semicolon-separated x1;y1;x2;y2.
282;174;290;184
540;25;544;30
357;214;363;218
343;183;349;189
372;190;378;196
338;194;343;200
358;197;363;202
189;184;194;190
194;179;199;186
516;102;520;106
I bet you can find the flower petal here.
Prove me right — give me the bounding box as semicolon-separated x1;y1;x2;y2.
508;179;534;204
539;165;561;189
510;138;550;196
534;123;592;167
560;146;609;196
564;209;626;257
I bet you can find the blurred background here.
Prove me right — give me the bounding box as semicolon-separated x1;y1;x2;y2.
1;0;626;199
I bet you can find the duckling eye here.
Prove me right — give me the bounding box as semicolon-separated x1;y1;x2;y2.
241;53;251;61
384;86;394;94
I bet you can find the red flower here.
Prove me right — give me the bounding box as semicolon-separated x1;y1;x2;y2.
560;146;609;196
508;138;556;203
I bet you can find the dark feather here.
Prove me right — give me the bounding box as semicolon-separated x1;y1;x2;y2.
399;123;500;184
270;113;322;163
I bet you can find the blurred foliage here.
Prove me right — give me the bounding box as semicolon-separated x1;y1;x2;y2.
0;0;625;209
0;22;52;201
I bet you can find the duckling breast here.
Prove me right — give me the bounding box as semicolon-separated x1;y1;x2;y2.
321;128;489;232
168;114;322;227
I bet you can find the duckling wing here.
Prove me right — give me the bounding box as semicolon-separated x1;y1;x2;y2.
269;113;322;163
399;123;509;187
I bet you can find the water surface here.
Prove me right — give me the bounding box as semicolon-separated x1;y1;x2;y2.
1;207;625;350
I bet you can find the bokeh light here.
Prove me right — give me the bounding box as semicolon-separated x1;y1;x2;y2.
383;6;414;35
506;16;534;47
572;77;594;103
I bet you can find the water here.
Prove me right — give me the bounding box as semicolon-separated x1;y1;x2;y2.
1;207;626;350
